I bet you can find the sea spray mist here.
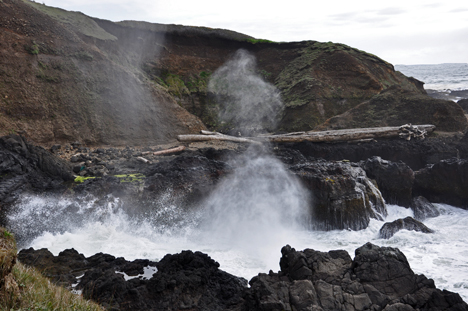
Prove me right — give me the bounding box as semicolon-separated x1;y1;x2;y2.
201;49;311;266
208;49;284;135
198;145;310;257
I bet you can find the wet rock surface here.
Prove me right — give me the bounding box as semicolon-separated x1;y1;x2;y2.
411;196;440;221
414;158;468;209
2;134;468;231
18;243;468;311
287;134;465;171
378;216;435;239
289;159;386;230
2;134;468;309
18;248;247;311
0;135;73;223
361;156;414;207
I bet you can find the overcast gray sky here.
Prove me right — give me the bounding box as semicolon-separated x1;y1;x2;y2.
42;0;468;65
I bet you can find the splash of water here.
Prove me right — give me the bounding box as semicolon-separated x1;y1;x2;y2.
198;146;310;258
208;49;283;133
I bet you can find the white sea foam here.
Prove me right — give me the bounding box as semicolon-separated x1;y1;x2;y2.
9;192;468;302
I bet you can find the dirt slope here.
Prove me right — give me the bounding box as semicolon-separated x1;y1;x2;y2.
0;0;205;146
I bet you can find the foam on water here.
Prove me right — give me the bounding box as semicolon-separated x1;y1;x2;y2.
8;193;468;302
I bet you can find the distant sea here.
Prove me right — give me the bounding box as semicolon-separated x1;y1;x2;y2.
395;63;468;102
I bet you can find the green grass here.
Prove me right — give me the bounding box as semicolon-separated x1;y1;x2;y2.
1;262;105;311
1;227;104;310
246;38;276;44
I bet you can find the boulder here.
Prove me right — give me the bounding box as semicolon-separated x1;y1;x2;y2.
289;160;386;230
378;217;435;239
414;158;468;209
411;196;440;221
316;87;468;132
362;156;414;207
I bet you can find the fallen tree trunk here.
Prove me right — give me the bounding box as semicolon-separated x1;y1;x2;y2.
256;125;436;143
153;146;186;156
177;133;261;144
177;125;436;144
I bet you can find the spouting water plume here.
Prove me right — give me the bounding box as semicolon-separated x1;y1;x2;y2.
199;145;310;260
208;49;284;134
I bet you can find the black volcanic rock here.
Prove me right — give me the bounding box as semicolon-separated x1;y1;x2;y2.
19;248;247;311
246;243;468;311
414;158;468;209
289;159;386;230
378;217;435;239
411;196;440;221
18;244;468;311
0;135;73;224
362;156;414;207
286;136;461;171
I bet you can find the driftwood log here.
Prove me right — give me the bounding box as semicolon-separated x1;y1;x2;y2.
153;146;186;156
177;125;436;144
177;132;262;144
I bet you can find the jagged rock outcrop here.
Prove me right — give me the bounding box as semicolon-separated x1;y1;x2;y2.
362;156;414;207
70;146;387;232
286;134;464;171
316;87;468;132
0;135;73;221
414;158;468;209
411;196;440;221
18;244;468;311
378;217;434;239
289;160;386;230
19;248;247;311
248;243;468;310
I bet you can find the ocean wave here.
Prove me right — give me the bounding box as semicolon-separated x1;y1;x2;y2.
426;89;468;102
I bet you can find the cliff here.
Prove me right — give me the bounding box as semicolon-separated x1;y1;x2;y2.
0;0;464;147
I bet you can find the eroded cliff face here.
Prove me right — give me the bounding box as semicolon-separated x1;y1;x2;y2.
132;25;425;133
0;0;205;146
0;0;445;147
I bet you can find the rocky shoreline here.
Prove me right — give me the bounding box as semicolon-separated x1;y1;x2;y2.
1;132;468;309
16;243;468;311
1;131;468;236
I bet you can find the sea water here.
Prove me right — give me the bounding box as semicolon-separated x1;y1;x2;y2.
7;194;468;302
395;63;468;101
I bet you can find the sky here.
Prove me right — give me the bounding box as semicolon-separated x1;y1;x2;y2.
40;0;468;65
